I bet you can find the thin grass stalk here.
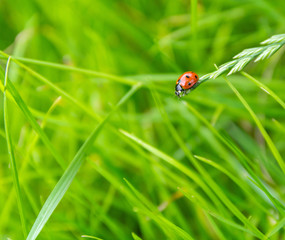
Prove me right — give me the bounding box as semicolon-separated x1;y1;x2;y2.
26;83;141;240
224;77;285;174
3;57;28;237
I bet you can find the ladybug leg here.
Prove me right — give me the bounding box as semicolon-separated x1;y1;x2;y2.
176;89;187;98
180;89;186;97
175;90;181;97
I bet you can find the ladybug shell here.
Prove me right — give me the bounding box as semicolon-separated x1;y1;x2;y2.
176;71;199;90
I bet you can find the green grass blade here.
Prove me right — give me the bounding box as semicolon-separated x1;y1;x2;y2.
81;235;103;240
241;71;285;109
3;57;28;238
224;77;285;174
0;93;65;231
194;155;269;214
0;51;100;120
0;51;137;86
124;179;194;240
265;217;285;238
184;101;285;213
207;211;259;237
181;188;257;237
1;78;66;169
120;130;265;238
150;88;225;213
92;162;189;239
132;232;143;240
272;119;285;133
203;212;227;240
26;84;140;240
119;129;221;212
150;89;268;236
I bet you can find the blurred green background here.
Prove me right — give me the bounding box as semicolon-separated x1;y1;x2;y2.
0;0;285;239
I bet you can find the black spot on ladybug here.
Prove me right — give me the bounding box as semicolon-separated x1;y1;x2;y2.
186;75;190;78
195;75;198;79
188;82;191;85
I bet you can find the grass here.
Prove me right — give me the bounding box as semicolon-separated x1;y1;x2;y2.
3;57;27;237
0;0;285;239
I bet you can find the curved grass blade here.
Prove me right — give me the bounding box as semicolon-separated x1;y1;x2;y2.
241;71;285;109
272;119;285;134
0;51;99;120
264;216;285;239
132;232;143;240
91;162;192;240
26;84;141;240
194;155;269;214
3;57;28;238
119;129;223;213
203;212;227;240
180;188;258;237
224;77;285;174
183;101;285;213
81;235;103;240
124;179;194;240
0;51;136;86
150;89;269;236
1;76;66;169
149;87;225;213
120;130;265;239
207;211;259;237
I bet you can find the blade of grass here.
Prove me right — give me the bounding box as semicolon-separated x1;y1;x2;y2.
180;188;258;237
132;232;143;240
211;105;224;126
224;76;285;174
124;178;194;240
194;155;269;214
241;71;285;109
207;211;259;237
112;125;219;236
150;88;268;235
3;56;28;238
183;101;285;214
264;216;285;239
26;83;141;240
0;51;100;120
272;119;285;134
120;129;265;238
0;51;136;86
119;128;224;215
0;75;66;169
91;161;192;240
150;87;226;214
203;212;227;240
81;235;103;240
0;96;63;228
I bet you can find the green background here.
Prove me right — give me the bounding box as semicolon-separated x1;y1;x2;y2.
0;0;285;239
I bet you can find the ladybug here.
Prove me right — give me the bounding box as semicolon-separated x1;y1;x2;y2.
175;71;199;97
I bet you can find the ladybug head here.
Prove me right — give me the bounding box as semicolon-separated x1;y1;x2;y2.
175;83;184;97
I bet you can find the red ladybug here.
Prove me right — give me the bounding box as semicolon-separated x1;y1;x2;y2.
175;71;199;97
